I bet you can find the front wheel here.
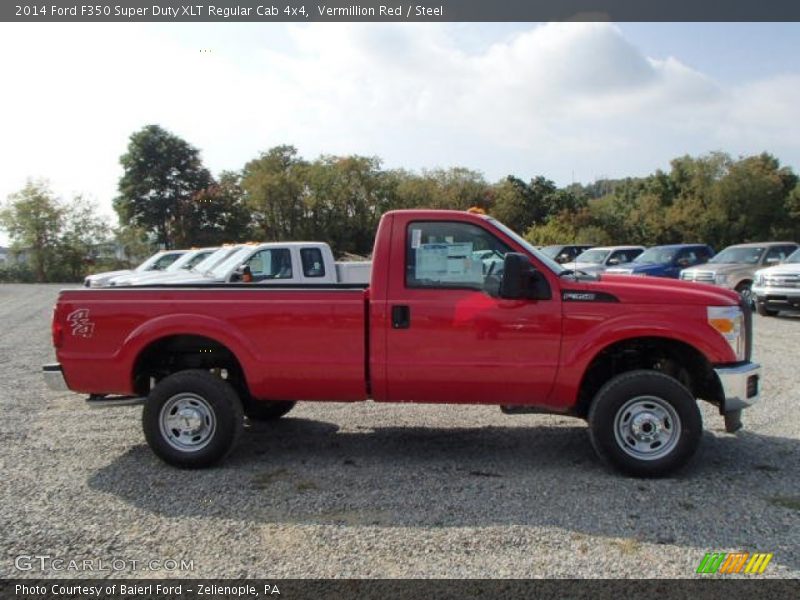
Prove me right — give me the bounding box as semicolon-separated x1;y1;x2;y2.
756;302;778;317
588;370;702;477
143;369;244;468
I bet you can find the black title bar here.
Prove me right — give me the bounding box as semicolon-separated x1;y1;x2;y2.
4;0;800;22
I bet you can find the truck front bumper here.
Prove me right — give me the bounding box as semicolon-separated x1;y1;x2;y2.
42;363;69;392
715;362;761;412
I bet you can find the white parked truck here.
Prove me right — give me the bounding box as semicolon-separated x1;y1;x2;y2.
130;242;371;285
83;249;187;288
108;247;219;286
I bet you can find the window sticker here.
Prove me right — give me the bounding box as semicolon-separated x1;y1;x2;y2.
411;228;422;249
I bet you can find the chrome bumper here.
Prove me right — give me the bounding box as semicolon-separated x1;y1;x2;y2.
715;362;761;412
42;363;69;392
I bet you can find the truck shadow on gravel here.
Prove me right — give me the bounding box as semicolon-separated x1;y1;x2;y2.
88;418;800;570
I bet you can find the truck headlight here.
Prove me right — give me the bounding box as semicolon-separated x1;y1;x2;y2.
715;273;729;285
707;306;745;361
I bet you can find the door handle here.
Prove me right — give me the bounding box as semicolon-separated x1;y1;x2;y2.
391;305;411;329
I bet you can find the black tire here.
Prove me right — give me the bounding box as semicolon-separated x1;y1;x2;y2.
244;399;296;421
588;370;702;477
142;369;244;469
756;302;778;317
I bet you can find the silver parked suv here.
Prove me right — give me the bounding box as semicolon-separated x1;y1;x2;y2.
680;241;798;305
563;245;645;275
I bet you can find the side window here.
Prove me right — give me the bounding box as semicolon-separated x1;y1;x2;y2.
406;221;511;289
152;253;180;270
301;248;326;278
247;248;293;280
677;249;699;266
766;245;796;263
609;250;627;264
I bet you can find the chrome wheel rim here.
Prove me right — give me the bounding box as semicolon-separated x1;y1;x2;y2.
159;393;216;452
614;395;681;461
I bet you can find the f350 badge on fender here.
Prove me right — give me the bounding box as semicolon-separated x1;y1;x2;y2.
67;308;95;338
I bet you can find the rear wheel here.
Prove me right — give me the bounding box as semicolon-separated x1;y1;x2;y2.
143;370;243;468
244;399;296;421
588;370;702;477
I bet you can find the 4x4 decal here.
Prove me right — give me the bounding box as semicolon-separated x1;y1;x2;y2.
67;308;95;338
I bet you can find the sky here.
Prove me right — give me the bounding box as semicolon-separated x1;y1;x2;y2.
1;22;800;245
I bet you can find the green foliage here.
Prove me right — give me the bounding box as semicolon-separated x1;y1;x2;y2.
0;180;63;282
115;124;213;248
0;181;110;282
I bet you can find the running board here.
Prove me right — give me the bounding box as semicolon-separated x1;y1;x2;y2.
86;394;146;408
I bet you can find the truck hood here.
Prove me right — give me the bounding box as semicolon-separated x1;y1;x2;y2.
683;263;755;276
567;273;740;306
148;273;221;284
564;261;605;273
85;269;132;285
755;263;800;277
606;263;668;275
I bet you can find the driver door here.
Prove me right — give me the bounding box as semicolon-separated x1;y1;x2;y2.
383;219;562;406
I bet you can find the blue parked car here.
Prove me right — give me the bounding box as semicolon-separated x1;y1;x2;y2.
605;244;714;278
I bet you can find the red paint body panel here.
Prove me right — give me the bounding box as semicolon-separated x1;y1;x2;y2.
53;209;742;410
56;288;367;401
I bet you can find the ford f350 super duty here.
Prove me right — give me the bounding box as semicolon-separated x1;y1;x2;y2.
44;210;761;476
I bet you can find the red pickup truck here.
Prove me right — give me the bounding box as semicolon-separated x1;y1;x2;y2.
44;210;761;476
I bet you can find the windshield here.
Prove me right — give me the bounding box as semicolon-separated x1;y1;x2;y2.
191;246;239;273
540;245;562;259
163;250;208;272
134;251;182;272
634;247;676;265
208;246;254;278
709;246;764;265
575;249;610;264
785;248;800;264
487;218;565;274
183;250;216;269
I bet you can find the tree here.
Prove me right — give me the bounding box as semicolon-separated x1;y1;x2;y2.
0;181;63;282
191;171;252;245
115;125;213;248
59;195;111;280
0;181;110;282
242;145;307;242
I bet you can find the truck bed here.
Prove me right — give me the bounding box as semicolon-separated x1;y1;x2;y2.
54;285;369;401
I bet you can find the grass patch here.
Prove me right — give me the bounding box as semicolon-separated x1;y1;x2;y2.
251;468;289;489
769;496;800;511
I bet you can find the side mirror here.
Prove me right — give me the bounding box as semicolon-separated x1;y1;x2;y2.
484;253;551;300
676;258;690;268
607;257;620;266
231;264;252;282
765;257;780;265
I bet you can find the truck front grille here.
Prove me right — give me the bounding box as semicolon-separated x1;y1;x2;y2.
764;274;800;288
685;271;715;282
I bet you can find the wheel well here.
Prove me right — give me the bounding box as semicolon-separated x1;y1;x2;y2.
575;337;723;418
132;335;250;399
734;279;752;290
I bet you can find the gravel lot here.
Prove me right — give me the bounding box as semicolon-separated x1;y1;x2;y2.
0;283;798;579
